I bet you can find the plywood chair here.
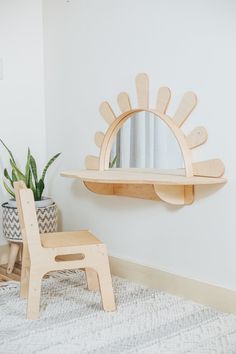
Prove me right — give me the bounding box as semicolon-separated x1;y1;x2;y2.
13;181;116;320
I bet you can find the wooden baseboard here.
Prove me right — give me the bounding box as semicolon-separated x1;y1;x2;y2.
109;256;236;314
1;244;234;313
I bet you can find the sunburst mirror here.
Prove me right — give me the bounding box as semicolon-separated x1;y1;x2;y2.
62;73;226;205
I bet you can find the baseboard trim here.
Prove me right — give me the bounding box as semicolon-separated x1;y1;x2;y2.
0;244;9;266
1;244;234;314
109;256;236;314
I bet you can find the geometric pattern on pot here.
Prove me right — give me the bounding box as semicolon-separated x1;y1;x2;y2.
2;203;57;242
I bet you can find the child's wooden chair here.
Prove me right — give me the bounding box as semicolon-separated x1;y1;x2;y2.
14;181;116;320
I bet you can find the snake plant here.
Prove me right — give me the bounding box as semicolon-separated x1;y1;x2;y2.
109;154;119;168
0;139;61;201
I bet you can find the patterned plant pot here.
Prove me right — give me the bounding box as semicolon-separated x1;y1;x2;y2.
2;202;57;242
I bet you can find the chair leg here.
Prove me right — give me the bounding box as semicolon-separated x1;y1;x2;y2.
20;265;29;299
20;266;29;299
85;268;99;291
97;261;116;312
7;242;21;274
27;271;42;320
20;246;30;298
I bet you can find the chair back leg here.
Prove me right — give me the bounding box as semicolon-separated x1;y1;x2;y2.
85;268;99;291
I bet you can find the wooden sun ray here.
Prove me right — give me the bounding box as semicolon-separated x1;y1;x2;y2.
94;132;105;148
85;155;100;170
117;92;131;113
99;102;116;125
186;127;208;149
173;92;197;127
135;73;149;109
193;159;225;178
156;87;171;114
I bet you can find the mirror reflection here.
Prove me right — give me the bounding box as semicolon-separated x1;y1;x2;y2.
109;112;184;170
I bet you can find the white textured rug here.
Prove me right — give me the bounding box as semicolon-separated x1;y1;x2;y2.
1;271;236;354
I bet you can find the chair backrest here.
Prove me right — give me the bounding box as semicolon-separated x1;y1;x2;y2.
14;181;42;258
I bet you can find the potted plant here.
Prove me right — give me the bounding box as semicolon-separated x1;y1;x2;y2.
0;139;61;273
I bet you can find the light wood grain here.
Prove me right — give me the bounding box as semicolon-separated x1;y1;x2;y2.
84;181;114;195
14;182;116;320
85;182;160;200
0;265;21;281
1;262;21;275
117;92;131;113
135;73;149;109
99;102;116;125
61;169;226;186
85;155;100;170
154;184;194;205
114;184;160;200
186;126;208;149
94;132;105;148
156;87;171;113
173;92;197;127
0;261;23;282
193;159;225;177
0;274;10;282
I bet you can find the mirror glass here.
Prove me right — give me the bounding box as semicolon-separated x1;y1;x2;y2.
109;112;184;171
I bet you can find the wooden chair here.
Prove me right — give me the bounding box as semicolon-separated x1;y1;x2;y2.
13;181;116;320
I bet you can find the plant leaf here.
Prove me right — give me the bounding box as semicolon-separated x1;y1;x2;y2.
25;148;31;188
36;179;44;200
12;170;17;182
3;180;15;198
28;170;36;199
41;153;61;182
109;154;118;168
10;159;26;183
30;154;38;185
0;139;16;163
4;168;13;187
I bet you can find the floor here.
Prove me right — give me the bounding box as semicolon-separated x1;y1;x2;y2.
0;262;21;282
1;269;236;354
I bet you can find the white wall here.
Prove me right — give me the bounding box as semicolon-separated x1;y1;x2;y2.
0;0;46;244
43;0;236;290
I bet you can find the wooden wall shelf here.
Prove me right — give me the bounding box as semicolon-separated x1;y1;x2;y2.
61;169;226;205
61;73;227;205
61;169;226;186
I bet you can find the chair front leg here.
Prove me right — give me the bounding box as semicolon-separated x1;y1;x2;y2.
20;246;30;298
85;268;99;291
27;270;43;320
96;259;116;312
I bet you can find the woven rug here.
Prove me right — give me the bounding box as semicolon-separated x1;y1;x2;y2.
1;271;236;354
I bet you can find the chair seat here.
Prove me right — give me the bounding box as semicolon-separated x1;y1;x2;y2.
40;230;102;248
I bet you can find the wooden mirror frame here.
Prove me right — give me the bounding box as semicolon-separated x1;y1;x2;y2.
98;109;192;175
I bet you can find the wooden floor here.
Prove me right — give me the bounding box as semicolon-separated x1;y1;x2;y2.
0;262;21;282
